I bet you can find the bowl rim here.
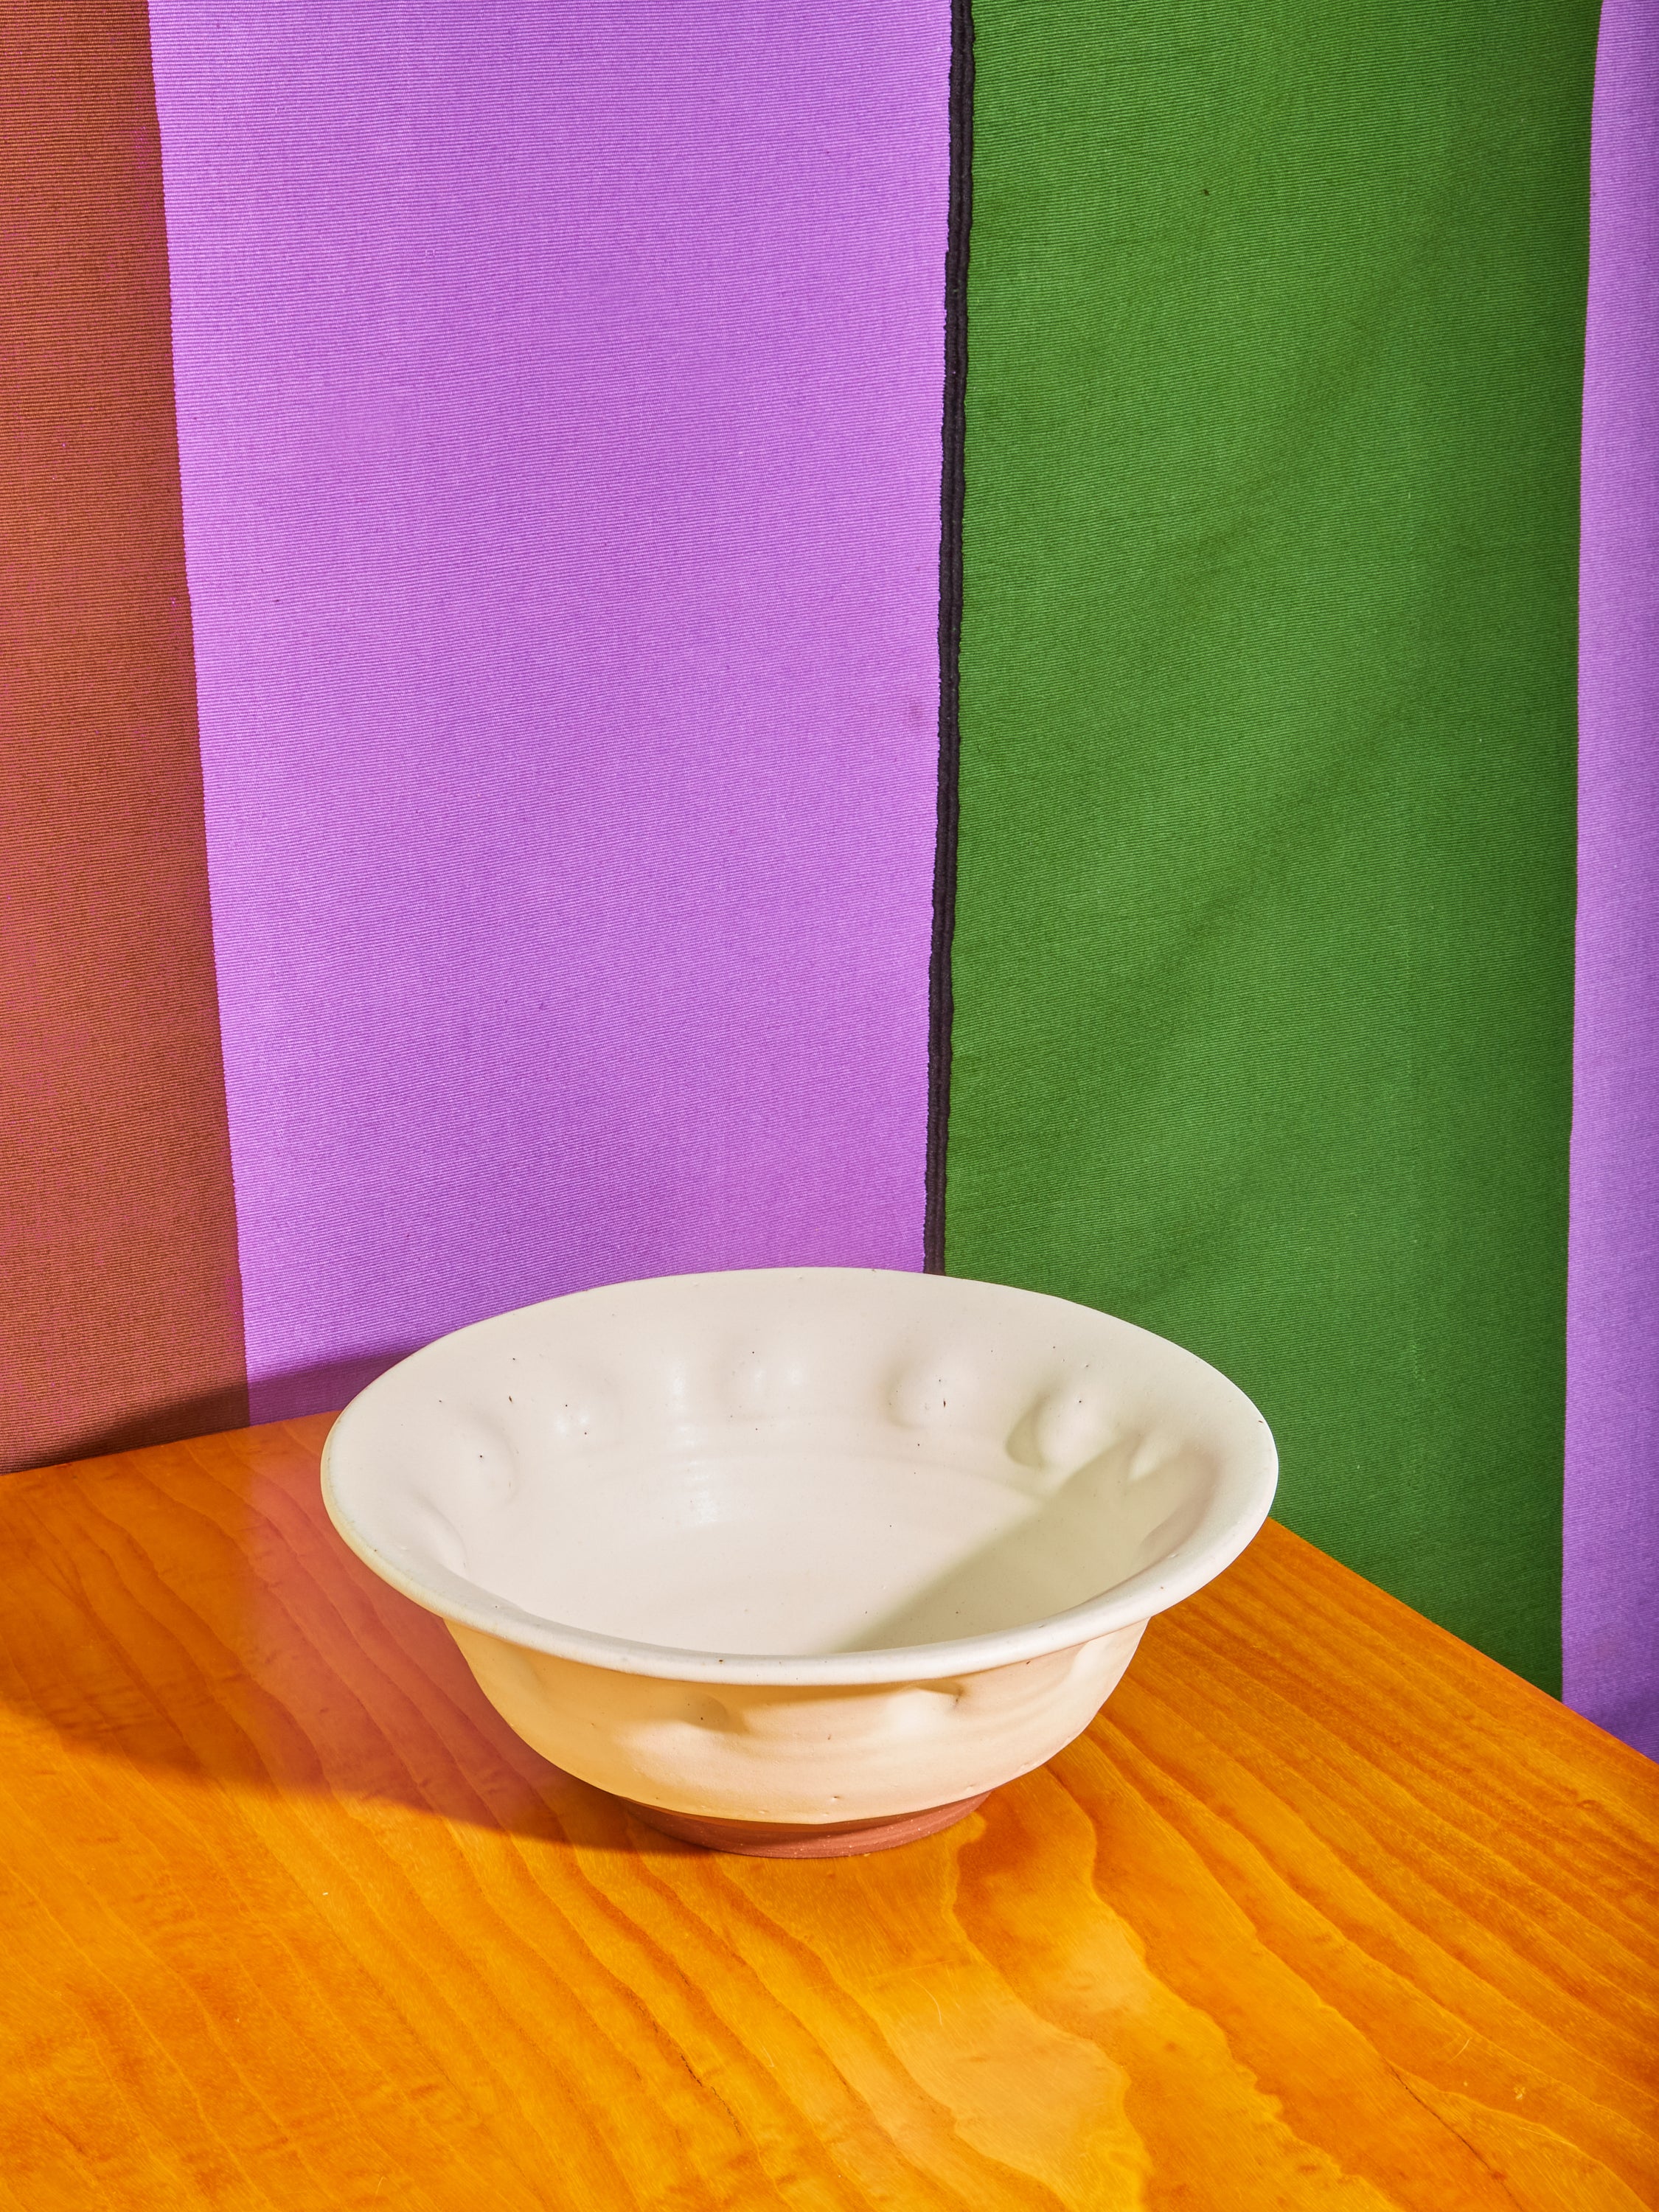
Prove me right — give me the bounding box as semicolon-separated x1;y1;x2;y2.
321;1267;1279;1686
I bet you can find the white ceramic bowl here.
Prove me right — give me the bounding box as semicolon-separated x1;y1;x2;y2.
322;1268;1276;1855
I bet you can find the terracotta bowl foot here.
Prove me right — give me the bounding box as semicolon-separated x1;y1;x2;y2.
616;1790;992;1858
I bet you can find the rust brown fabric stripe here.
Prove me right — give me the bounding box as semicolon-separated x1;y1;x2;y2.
1;1;246;1471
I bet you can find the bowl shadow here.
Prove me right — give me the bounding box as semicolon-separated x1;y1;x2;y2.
0;1412;696;1854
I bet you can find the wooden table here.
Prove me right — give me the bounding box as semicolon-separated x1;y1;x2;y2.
1;1417;1655;2210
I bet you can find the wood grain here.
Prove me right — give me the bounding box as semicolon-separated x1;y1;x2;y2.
0;1417;1654;2210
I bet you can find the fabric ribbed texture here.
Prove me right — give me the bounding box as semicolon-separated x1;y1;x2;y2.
948;0;1597;1690
146;1;948;1419
1567;0;1659;1759
0;2;246;1472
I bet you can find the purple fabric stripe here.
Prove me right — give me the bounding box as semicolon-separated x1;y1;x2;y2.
1566;0;1659;1759
147;4;948;1418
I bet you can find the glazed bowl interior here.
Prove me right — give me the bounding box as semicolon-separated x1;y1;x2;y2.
323;1270;1276;1680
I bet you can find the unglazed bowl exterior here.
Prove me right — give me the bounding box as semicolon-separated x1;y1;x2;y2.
321;1269;1276;1830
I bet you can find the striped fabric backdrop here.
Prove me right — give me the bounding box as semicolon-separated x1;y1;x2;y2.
2;1;1653;1756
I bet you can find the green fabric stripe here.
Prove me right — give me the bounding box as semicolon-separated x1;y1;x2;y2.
949;0;1596;1689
